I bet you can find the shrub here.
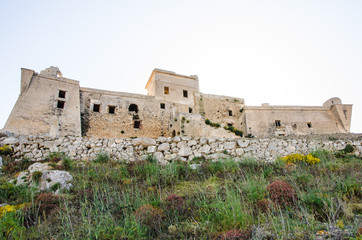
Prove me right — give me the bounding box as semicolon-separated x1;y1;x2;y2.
0;145;13;156
282;153;320;165
94;152;110;163
32;171;43;184
35;193;60;217
48;152;65;163
343;144;354;154
255;199;272;213
134;204;164;230
165;194;185;212
62;157;74;170
205;119;211;125
267;181;297;206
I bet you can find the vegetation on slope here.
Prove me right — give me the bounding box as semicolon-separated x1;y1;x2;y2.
0;146;361;239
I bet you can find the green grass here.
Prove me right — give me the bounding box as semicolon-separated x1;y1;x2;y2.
0;149;361;239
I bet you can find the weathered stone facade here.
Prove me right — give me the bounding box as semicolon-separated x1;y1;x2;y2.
3;67;353;138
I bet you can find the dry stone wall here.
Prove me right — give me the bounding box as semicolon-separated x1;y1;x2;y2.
1;134;362;164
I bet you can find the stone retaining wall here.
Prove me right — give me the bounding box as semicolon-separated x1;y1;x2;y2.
1;135;362;163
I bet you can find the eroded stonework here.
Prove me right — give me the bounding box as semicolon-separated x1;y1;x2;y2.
3;67;353;138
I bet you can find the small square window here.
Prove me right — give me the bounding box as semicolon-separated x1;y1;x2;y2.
183;90;188;98
188;107;193;113
57;100;65;109
160;103;165;109
275;120;281;127
108;106;115;114
134;121;140;129
164;86;169;95
227;123;233;127
228;110;233;116
93;104;100;112
58;90;66;98
307;122;312;128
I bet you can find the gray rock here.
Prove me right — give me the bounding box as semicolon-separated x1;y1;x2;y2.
157;137;168;143
267;142;278;150
28;162;52;174
178;147;193;157
0;156;2;168
198;145;211;154
224;142;236;150
236;148;244;156
147;146;157;153
39;170;73;191
188;140;197;146
158;143;170;152
153;152;165;164
237;139;249;148
1;137;19;145
132;137;156;147
177;141;188;149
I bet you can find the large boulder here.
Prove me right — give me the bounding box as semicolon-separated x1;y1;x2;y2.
14;162;73;192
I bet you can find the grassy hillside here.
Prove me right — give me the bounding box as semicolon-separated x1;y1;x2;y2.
0;147;361;239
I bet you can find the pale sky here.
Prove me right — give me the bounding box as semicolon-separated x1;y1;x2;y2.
1;0;361;133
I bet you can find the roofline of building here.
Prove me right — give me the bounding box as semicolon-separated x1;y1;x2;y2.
145;68;198;90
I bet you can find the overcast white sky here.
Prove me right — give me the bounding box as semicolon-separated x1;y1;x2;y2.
0;0;361;132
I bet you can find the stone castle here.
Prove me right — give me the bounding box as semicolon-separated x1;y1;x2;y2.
3;67;352;139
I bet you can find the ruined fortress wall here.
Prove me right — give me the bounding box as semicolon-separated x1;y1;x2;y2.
4;69;81;137
194;93;245;130
244;106;347;137
80;88;172;139
3;134;362;163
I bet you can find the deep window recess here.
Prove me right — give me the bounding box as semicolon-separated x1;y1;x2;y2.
183;90;188;98
128;104;138;113
108;106;115;114
93;104;100;112
307;122;312;128
164;86;169;95
189;107;193;113
227;123;233;127
275;120;281;127
160;103;165;109
134;121;140;129
58;90;66;98
228;110;233;116
57;100;65;109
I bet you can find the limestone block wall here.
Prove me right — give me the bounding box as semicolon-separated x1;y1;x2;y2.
2;134;361;164
4;68;81;137
194;93;245;130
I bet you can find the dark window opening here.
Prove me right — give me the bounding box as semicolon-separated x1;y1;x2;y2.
128;104;138;113
292;124;297;129
189;107;193;113
172;130;176;137
279;134;285;136
164;86;169;95
57;100;65;109
228;110;233;116
134;121;140;129
108;106;115;114
343;110;347;119
275;120;281;127
227;123;233;127
160;103;165;109
307;122;312;128
133;115;139;120
93;104;100;112
183;90;188;98
58;90;66;98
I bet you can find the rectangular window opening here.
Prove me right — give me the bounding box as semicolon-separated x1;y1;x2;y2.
228;110;233;116
307;122;312;128
164;86;169;95
93;104;100;112
57;100;65;109
58;90;66;98
134;121;140;129
275;120;281;127
160;103;165;109
188;107;193;113
108;106;116;114
183;90;188;98
227;123;233;127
